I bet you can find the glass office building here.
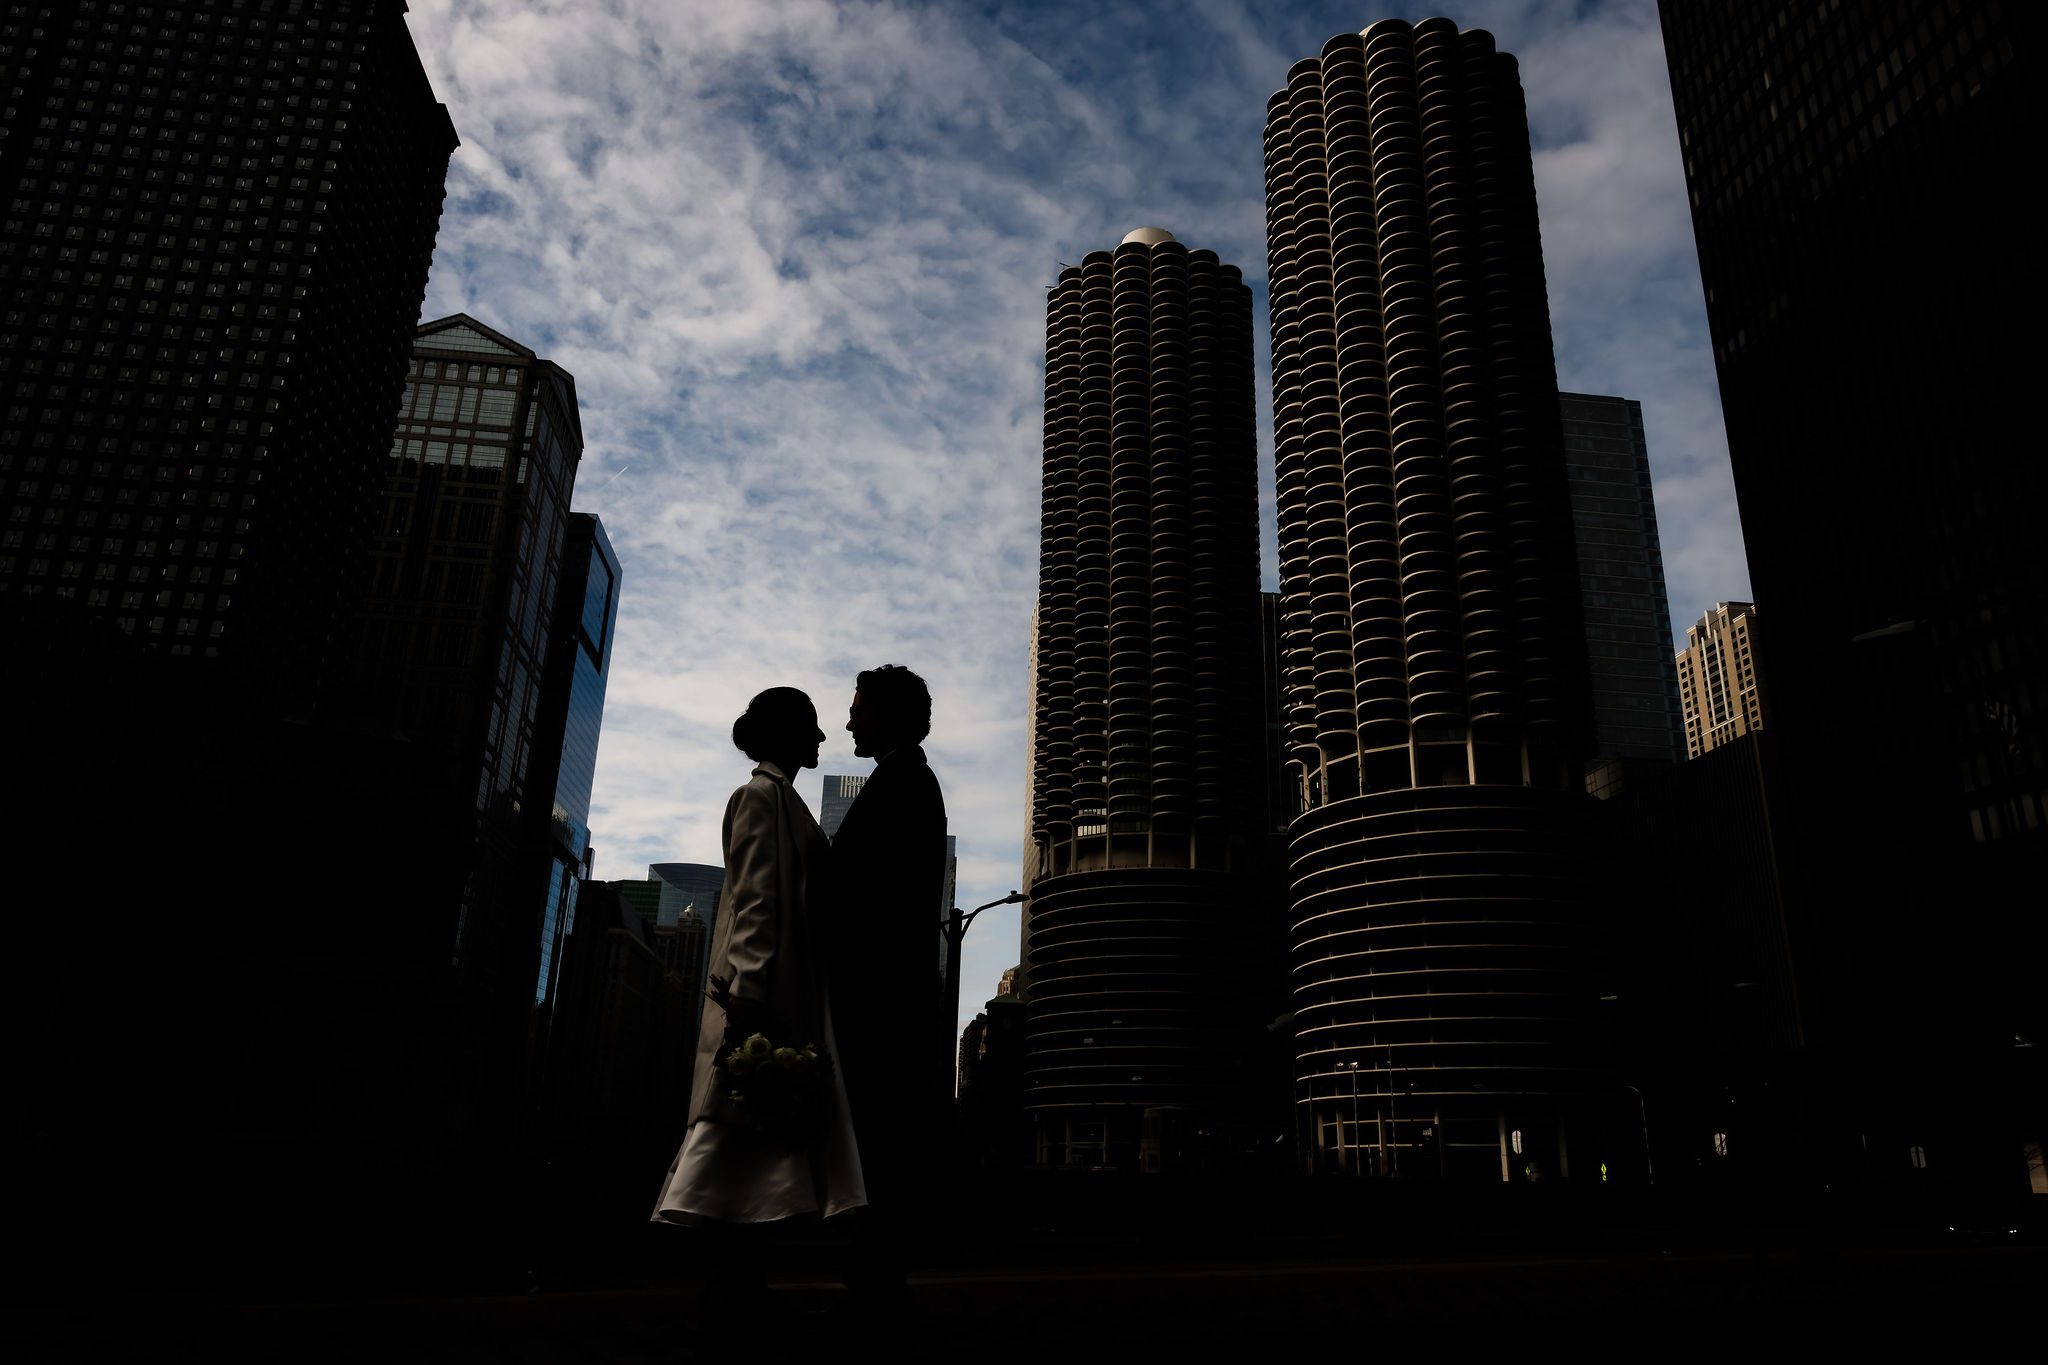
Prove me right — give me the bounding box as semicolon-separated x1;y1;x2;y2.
345;314;583;973
648;861;725;1036
820;774;865;840
650;862;725;937
530;514;619;1004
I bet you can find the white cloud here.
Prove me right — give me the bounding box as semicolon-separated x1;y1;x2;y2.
404;0;1747;1038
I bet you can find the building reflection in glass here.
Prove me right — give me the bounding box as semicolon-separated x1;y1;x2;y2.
530;513;619;1004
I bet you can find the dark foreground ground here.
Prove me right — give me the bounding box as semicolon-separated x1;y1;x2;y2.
30;1234;2045;1362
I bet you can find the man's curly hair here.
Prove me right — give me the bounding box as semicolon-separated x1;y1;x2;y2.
856;664;932;745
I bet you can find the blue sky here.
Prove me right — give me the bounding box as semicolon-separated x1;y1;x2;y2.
405;0;1750;1039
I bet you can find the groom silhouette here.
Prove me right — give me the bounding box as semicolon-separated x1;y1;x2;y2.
825;664;950;1306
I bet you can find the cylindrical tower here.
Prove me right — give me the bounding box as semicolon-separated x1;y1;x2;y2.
1025;228;1267;1169
1265;19;1609;1183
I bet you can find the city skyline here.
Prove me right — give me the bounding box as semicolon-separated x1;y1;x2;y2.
397;0;1748;1038
8;0;2037;1336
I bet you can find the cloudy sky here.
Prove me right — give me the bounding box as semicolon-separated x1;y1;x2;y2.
405;0;1750;1038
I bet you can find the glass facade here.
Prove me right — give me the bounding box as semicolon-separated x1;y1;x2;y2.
647;862;725;1028
534;856;579;1006
353;320;579;821
650;862;724;938
819;774;865;840
342;315;583;973
552;515;616;853
530;514;618;1004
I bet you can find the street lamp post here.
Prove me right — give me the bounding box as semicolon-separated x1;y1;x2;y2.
1386;1044;1402;1178
1623;1083;1655;1184
943;890;1027;1096
1346;1059;1362;1176
1599;993;1657;1184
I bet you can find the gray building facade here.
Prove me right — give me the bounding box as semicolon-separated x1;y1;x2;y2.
1558;391;1684;779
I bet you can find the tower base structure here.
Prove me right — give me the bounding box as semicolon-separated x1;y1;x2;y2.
1023;858;1275;1172
1290;786;1621;1182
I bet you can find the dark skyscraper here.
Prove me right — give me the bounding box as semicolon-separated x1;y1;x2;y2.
344;314;583;964
0;0;458;705
4;1;475;1262
1265;19;1608;1181
1660;1;2042;1188
337;313;583;1132
1558;391;1683;784
1024;226;1267;1169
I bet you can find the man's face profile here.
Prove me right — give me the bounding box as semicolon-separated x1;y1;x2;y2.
847;691;878;758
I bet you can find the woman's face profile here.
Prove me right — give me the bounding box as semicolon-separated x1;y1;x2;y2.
792;710;825;770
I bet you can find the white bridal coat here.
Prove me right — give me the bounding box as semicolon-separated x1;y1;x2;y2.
652;762;865;1225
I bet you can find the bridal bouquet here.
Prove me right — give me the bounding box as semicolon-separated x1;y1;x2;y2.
708;975;833;1147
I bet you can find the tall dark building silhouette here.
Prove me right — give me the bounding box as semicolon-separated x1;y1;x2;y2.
1661;1;2043;1192
0;0;458;706
1559;392;1683;787
348;315;582;829
337;314;584;1140
535;879;700;1234
1024;226;1267;1169
1265;19;1609;1181
1605;730;1808;1186
3;1;476;1274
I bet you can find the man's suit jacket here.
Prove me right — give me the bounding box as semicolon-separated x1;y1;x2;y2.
824;745;948;1179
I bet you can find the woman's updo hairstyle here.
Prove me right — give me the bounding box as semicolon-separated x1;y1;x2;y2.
732;686;816;761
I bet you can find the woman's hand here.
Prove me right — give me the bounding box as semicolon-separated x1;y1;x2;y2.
710;974;781;1037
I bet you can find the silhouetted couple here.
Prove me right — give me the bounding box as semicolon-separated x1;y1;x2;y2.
652;665;949;1333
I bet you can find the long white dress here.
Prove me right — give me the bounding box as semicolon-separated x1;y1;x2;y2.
651;763;866;1225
